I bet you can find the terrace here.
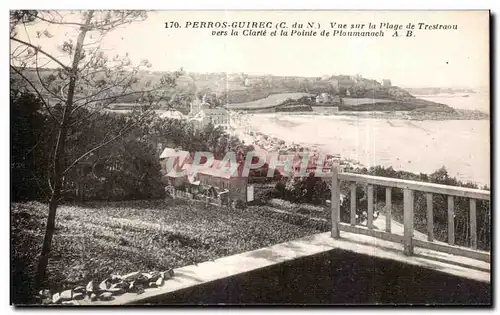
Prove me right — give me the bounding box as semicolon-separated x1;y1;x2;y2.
83;166;490;305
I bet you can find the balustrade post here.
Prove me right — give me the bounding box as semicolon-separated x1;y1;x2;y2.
426;193;434;242
367;185;374;229
350;183;356;226
385;187;392;233
331;164;340;239
470;199;477;249
403;189;414;256
448;196;455;246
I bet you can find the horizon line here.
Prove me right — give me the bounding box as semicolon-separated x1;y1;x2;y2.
13;66;486;90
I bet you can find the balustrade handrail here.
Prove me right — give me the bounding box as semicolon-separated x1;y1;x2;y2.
338;172;490;200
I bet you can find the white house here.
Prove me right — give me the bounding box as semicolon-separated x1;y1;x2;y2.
187;94;231;130
189;95;210;116
190;107;230;130
159;147;192;175
160;109;186;120
382;79;392;87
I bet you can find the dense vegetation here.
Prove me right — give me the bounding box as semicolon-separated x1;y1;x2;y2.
11;89;252;202
275;104;313;112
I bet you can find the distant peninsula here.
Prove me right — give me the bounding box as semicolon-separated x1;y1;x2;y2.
12;68;488;120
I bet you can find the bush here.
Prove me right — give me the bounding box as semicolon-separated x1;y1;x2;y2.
272;175;330;206
234;200;247;209
11;89;255;203
269;198;296;210
249;186;275;205
251;206;329;231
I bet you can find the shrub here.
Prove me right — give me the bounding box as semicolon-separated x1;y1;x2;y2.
234;200;247;209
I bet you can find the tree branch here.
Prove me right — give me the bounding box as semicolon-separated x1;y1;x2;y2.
34;53;67;103
62;116;143;175
72;68;136;105
71;86;161;114
30;12;85;27
10;65;61;124
10;37;70;71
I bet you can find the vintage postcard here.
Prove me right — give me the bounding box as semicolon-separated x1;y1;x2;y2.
10;10;490;306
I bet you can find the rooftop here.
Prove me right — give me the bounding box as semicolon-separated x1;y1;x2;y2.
197;159;244;179
159;148;191;160
160;110;186;120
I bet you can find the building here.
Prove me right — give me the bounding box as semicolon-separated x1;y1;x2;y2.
189;98;202;116
335;75;355;86
226;73;243;82
196;160;249;202
382;79;392;87
203;108;230;126
329;78;340;91
160;144;250;202
243;77;261;87
190;106;230;131
163;157;249;202
315;93;341;106
334;76;356;96
188;94;230;130
315;93;332;105
159;147;193;176
315;94;341;113
160;109;186;120
164;163;192;187
189;95;209;116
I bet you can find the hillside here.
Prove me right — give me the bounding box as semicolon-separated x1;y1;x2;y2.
12;68;456;114
227;93;311;110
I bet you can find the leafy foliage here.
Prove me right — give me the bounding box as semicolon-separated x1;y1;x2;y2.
10;9;185;291
11;88;47;201
11;94;165;201
11;88;255;202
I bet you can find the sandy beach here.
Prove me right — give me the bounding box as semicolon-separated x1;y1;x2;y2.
230;110;489;187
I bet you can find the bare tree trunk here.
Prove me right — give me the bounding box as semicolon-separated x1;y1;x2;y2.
34;11;94;290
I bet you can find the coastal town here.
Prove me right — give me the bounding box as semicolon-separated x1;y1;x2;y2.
156;92;343;206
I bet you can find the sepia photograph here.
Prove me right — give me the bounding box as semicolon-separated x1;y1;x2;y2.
10;9;491;306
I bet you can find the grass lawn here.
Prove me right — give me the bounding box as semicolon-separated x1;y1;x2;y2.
11;199;319;304
227;93;311;110
342;97;394;106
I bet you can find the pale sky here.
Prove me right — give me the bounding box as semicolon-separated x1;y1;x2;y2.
11;10;489;88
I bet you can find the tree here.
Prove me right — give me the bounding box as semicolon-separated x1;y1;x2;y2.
11;87;47;201
10;10;179;289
